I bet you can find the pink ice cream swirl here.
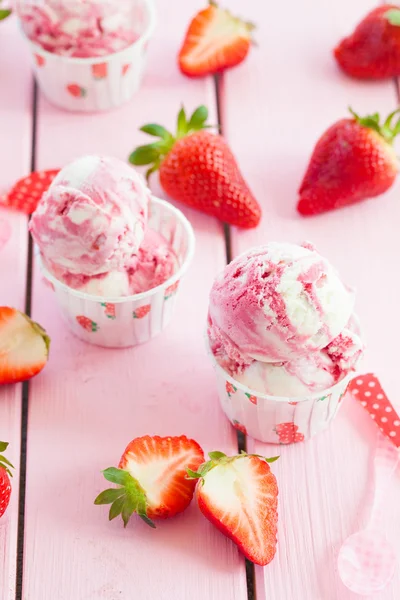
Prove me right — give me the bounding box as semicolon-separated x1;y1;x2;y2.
30;156;151;280
208;242;363;398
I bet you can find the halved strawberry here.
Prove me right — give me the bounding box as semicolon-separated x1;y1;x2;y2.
0;441;13;519
0;307;50;385
178;2;255;77
95;435;205;527
188;451;279;565
1;170;59;215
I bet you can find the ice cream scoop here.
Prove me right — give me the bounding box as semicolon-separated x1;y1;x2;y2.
208;242;355;364
209;321;363;396
30;155;150;279
18;0;141;58
58;228;177;297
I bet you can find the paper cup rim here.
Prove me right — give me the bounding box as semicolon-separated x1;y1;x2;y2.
19;0;156;64
37;196;196;304
205;335;353;403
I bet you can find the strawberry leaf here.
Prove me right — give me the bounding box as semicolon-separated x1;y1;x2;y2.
140;124;173;141
129;144;162;166
0;441;9;452
208;451;226;460
265;456;280;463
0;454;14;470
94;487;125;505
187;468;202;479
139;514;156;528
109;496;125;520
188;105;208;131
0;9;11;20
177;106;188;138
385;8;400;26
102;467;131;486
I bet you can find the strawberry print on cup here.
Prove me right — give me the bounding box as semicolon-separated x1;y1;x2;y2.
76;316;98;332
245;392;257;405
349;374;400;448
275;423;304;444
34;54;45;67
92;63;108;80
67;84;86;98
133;305;151;319
122;63;131;76
101;303;116;320
233;420;247;435
165;281;179;300
226;381;236;397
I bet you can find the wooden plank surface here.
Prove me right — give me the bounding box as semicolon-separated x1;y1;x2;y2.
0;16;32;600
221;0;400;599
23;2;248;599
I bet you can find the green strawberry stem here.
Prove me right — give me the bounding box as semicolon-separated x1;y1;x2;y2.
129;105;214;180
187;450;279;481
0;0;11;21
0;441;14;477
349;107;400;145
385;9;400;26
94;466;155;528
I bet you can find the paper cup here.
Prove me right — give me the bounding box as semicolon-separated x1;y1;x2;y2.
19;0;156;112
38;197;195;348
207;342;352;444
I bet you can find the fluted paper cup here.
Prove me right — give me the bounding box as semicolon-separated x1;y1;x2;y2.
207;343;352;444
38;197;195;348
19;0;156;112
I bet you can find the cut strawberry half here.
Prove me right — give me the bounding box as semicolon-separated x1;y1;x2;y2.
178;2;255;77
0;307;50;385
188;451;279;565
95;435;205;527
1;169;59;215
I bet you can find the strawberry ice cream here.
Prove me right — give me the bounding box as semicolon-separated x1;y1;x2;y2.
30;155;177;297
19;0;141;58
208;242;363;398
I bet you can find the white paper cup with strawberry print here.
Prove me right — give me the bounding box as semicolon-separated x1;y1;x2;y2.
207;346;352;444
18;0;156;112
37;197;195;348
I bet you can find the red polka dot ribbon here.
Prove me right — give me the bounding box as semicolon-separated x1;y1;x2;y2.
0;169;59;215
348;373;400;448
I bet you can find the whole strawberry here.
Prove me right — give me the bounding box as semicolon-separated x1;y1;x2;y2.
129;106;261;229
297;108;399;216
334;5;400;79
188;450;279;566
0;442;14;519
178;2;255;77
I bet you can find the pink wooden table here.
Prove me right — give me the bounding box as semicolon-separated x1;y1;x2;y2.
1;1;400;599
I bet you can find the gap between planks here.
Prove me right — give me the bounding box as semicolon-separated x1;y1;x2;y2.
15;78;38;600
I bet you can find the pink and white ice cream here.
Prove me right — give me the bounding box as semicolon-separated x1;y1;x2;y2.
208;242;363;397
18;0;141;58
30;155;177;297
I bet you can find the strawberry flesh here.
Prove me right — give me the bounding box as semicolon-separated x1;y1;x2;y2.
193;453;278;566
0;307;50;385
179;4;254;77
